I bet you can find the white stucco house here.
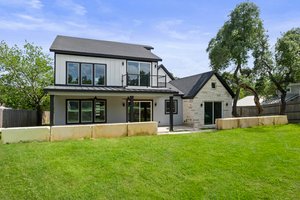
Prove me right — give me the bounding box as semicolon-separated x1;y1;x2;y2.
45;35;234;129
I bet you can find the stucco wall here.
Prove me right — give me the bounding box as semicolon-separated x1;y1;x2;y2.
53;94;182;126
183;74;233;128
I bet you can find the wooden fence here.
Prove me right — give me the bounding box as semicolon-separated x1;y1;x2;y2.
0;109;50;128
237;100;300;123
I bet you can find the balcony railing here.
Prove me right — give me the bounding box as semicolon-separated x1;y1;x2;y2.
122;74;167;88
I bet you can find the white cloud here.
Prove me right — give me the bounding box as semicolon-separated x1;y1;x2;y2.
156;19;187;40
27;0;43;9
58;0;86;16
15;14;44;23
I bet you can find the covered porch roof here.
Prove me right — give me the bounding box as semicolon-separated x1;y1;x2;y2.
44;85;179;97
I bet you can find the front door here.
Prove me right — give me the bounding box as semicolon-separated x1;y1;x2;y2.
204;102;222;125
128;101;152;122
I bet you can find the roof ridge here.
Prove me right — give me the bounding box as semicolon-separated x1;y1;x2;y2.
56;35;154;49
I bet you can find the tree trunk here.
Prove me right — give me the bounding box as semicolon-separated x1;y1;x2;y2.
239;83;263;115
36;105;43;126
280;92;287;115
232;88;240;117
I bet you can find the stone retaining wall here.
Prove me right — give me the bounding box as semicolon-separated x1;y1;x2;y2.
1;122;158;144
216;115;288;130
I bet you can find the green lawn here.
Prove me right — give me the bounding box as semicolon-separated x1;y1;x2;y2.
0;125;299;199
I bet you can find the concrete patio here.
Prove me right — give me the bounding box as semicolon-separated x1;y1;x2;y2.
158;125;215;135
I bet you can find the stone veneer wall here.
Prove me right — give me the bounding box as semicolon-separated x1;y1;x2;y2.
183;74;233;129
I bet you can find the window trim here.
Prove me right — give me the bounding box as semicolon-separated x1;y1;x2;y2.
127;60;151;87
165;99;178;114
211;82;216;89
66;100;80;124
204;101;223;125
66;62;80;85
81;63;93;86
66;99;107;124
94;99;106;123
66;61;107;86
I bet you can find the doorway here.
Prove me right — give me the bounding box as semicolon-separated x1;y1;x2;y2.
128;100;152;122
204;102;222;125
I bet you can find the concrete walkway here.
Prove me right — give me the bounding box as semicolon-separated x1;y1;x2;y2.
158;125;215;135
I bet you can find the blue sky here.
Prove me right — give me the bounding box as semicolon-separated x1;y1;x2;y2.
0;0;299;77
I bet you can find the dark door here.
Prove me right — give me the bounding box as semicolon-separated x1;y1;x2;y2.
204;102;222;125
140;102;151;121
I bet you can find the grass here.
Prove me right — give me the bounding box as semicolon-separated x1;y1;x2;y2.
0;124;299;199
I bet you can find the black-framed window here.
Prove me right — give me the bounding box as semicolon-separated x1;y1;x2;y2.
67;100;80;123
165;99;178;114
81;64;93;85
66;62;106;86
211;82;216;89
66;99;106;124
127;61;150;86
94;64;105;86
67;62;80;85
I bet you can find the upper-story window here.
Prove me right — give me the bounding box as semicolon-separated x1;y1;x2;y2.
67;62;106;86
127;61;150;86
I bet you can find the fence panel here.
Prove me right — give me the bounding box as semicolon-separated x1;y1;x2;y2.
237;100;300;123
1;109;37;128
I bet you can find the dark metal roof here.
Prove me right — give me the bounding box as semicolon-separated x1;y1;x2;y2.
169;71;234;99
262;93;299;105
44;85;178;94
50;35;162;61
158;64;175;80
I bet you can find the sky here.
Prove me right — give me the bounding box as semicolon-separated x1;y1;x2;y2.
0;0;299;78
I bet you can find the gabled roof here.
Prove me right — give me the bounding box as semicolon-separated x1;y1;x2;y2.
169;71;234;99
50;35;162;61
158;64;175;80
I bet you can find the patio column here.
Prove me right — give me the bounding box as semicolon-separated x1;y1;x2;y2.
129;96;134;122
50;95;54;126
169;96;174;132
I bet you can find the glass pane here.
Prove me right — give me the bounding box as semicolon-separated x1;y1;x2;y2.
67;63;79;84
133;102;140;122
140;63;150;86
81;64;93;85
127;61;139;86
67;100;79;123
81;101;93;122
165;100;177;114
95;100;106;122
94;64;105;86
140;102;151;121
214;102;222;123
204;102;213;125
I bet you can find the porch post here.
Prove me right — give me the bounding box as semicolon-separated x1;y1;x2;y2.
169;96;174;132
50;95;54;126
129;96;134;122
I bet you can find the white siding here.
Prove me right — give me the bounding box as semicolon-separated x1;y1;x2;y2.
55;54;126;86
158;67;173;83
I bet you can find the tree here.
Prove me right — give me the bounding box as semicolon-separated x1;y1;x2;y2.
0;41;53;125
254;28;300;114
207;2;265;116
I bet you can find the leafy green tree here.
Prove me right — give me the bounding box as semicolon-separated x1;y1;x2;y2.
207;2;265;116
0;41;53;125
254;28;300;114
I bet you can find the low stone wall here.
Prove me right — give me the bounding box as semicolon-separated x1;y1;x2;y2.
51;125;93;141
93;123;127;138
2;126;51;144
1;122;158;144
216;115;288;130
128;122;158;136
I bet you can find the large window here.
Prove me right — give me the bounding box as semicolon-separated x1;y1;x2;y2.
81;64;93;85
94;64;105;86
127;100;152;122
67;63;79;85
127;61;150;86
66;99;106;124
165;99;178;114
66;62;106;86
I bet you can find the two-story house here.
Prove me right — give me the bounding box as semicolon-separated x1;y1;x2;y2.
45;35;234;128
45;35;182;126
